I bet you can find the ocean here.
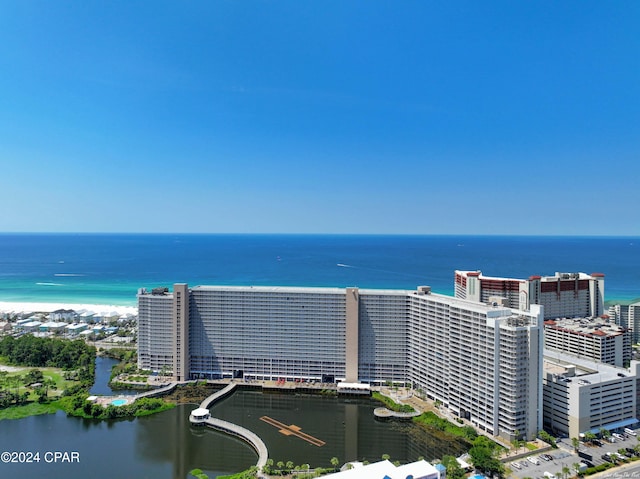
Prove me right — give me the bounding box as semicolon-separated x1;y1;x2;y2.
0;233;638;306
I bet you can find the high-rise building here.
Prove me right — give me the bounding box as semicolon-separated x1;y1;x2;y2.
454;271;605;320
137;283;543;440
609;302;640;344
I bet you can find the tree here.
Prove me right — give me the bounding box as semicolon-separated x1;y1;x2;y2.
442;455;466;479
599;427;611;439
562;465;570;479
469;445;505;478
381;454;390;461
538;430;557;448
285;460;294;472
25;368;44;385
572;462;581;477
583;431;597;444
330;457;340;470
263;458;274;475
571;437;580;452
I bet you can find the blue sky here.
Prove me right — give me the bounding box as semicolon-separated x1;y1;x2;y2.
0;1;638;235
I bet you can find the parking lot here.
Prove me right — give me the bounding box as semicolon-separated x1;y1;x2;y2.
507;428;639;478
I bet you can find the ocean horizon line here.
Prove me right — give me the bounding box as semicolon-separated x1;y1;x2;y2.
0;232;638;239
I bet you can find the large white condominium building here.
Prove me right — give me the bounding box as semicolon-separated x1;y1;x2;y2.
137;283;543;441
454;271;605;320
609;302;640;344
543;317;632;367
543;351;639;438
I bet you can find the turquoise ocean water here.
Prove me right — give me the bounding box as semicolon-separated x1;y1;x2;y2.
0;234;638;306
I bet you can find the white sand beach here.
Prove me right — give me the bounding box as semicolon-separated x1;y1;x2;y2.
0;301;137;316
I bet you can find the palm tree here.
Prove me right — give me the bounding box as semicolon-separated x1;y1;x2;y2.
330;457;339;470
562;465;570;479
571;437;580;452
572;462;581;477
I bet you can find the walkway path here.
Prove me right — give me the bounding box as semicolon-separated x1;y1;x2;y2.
134;381;181;399
199;382;237;409
190;381;269;477
198;416;269;471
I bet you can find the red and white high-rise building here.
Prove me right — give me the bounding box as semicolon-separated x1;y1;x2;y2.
454;270;605;320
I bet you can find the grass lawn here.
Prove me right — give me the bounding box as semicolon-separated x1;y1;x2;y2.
0;400;62;420
0;363;79;399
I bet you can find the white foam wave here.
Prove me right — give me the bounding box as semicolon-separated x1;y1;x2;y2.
36;282;65;286
54;273;85;277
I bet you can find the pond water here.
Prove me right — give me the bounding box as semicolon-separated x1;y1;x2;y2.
89;356;137;396
0;358;469;479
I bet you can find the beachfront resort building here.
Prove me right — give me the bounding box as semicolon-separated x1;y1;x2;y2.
543;317;632;367
137;283;543;441
609;302;640;344
542;350;639;438
454;271;605;320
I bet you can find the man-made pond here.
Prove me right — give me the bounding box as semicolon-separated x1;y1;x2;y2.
0;357;469;478
89;356;137;396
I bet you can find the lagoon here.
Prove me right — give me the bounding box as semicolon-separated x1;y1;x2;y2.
0;357;468;479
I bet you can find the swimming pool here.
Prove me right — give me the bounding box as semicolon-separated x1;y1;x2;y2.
111;399;127;406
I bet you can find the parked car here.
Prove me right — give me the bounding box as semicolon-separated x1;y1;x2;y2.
602;454;613;463
624;428;637;436
527;456;540;465
512;462;522;470
625;448;637;457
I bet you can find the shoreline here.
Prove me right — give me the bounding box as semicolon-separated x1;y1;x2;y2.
0;301;137;316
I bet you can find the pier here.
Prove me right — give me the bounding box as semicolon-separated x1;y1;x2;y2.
198;382;237;409
189;381;269;474
259;416;326;446
196;416;269;470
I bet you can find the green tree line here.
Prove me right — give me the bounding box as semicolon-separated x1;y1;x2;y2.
0;335;96;373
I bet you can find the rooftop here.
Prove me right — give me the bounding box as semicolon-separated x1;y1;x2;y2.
544;349;635;384
544;317;628;338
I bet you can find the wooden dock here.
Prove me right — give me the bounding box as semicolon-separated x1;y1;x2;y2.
259;416;325;447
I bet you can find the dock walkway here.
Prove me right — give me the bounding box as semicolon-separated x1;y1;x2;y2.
199;382;237;409
134;381;181;399
190;381;269;476
199;416;269;470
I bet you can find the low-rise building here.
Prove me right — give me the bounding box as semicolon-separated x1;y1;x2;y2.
542;351;638;438
66;323;88;336
39;321;68;333
15;320;42;332
48;309;78;322
321;459;441;479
